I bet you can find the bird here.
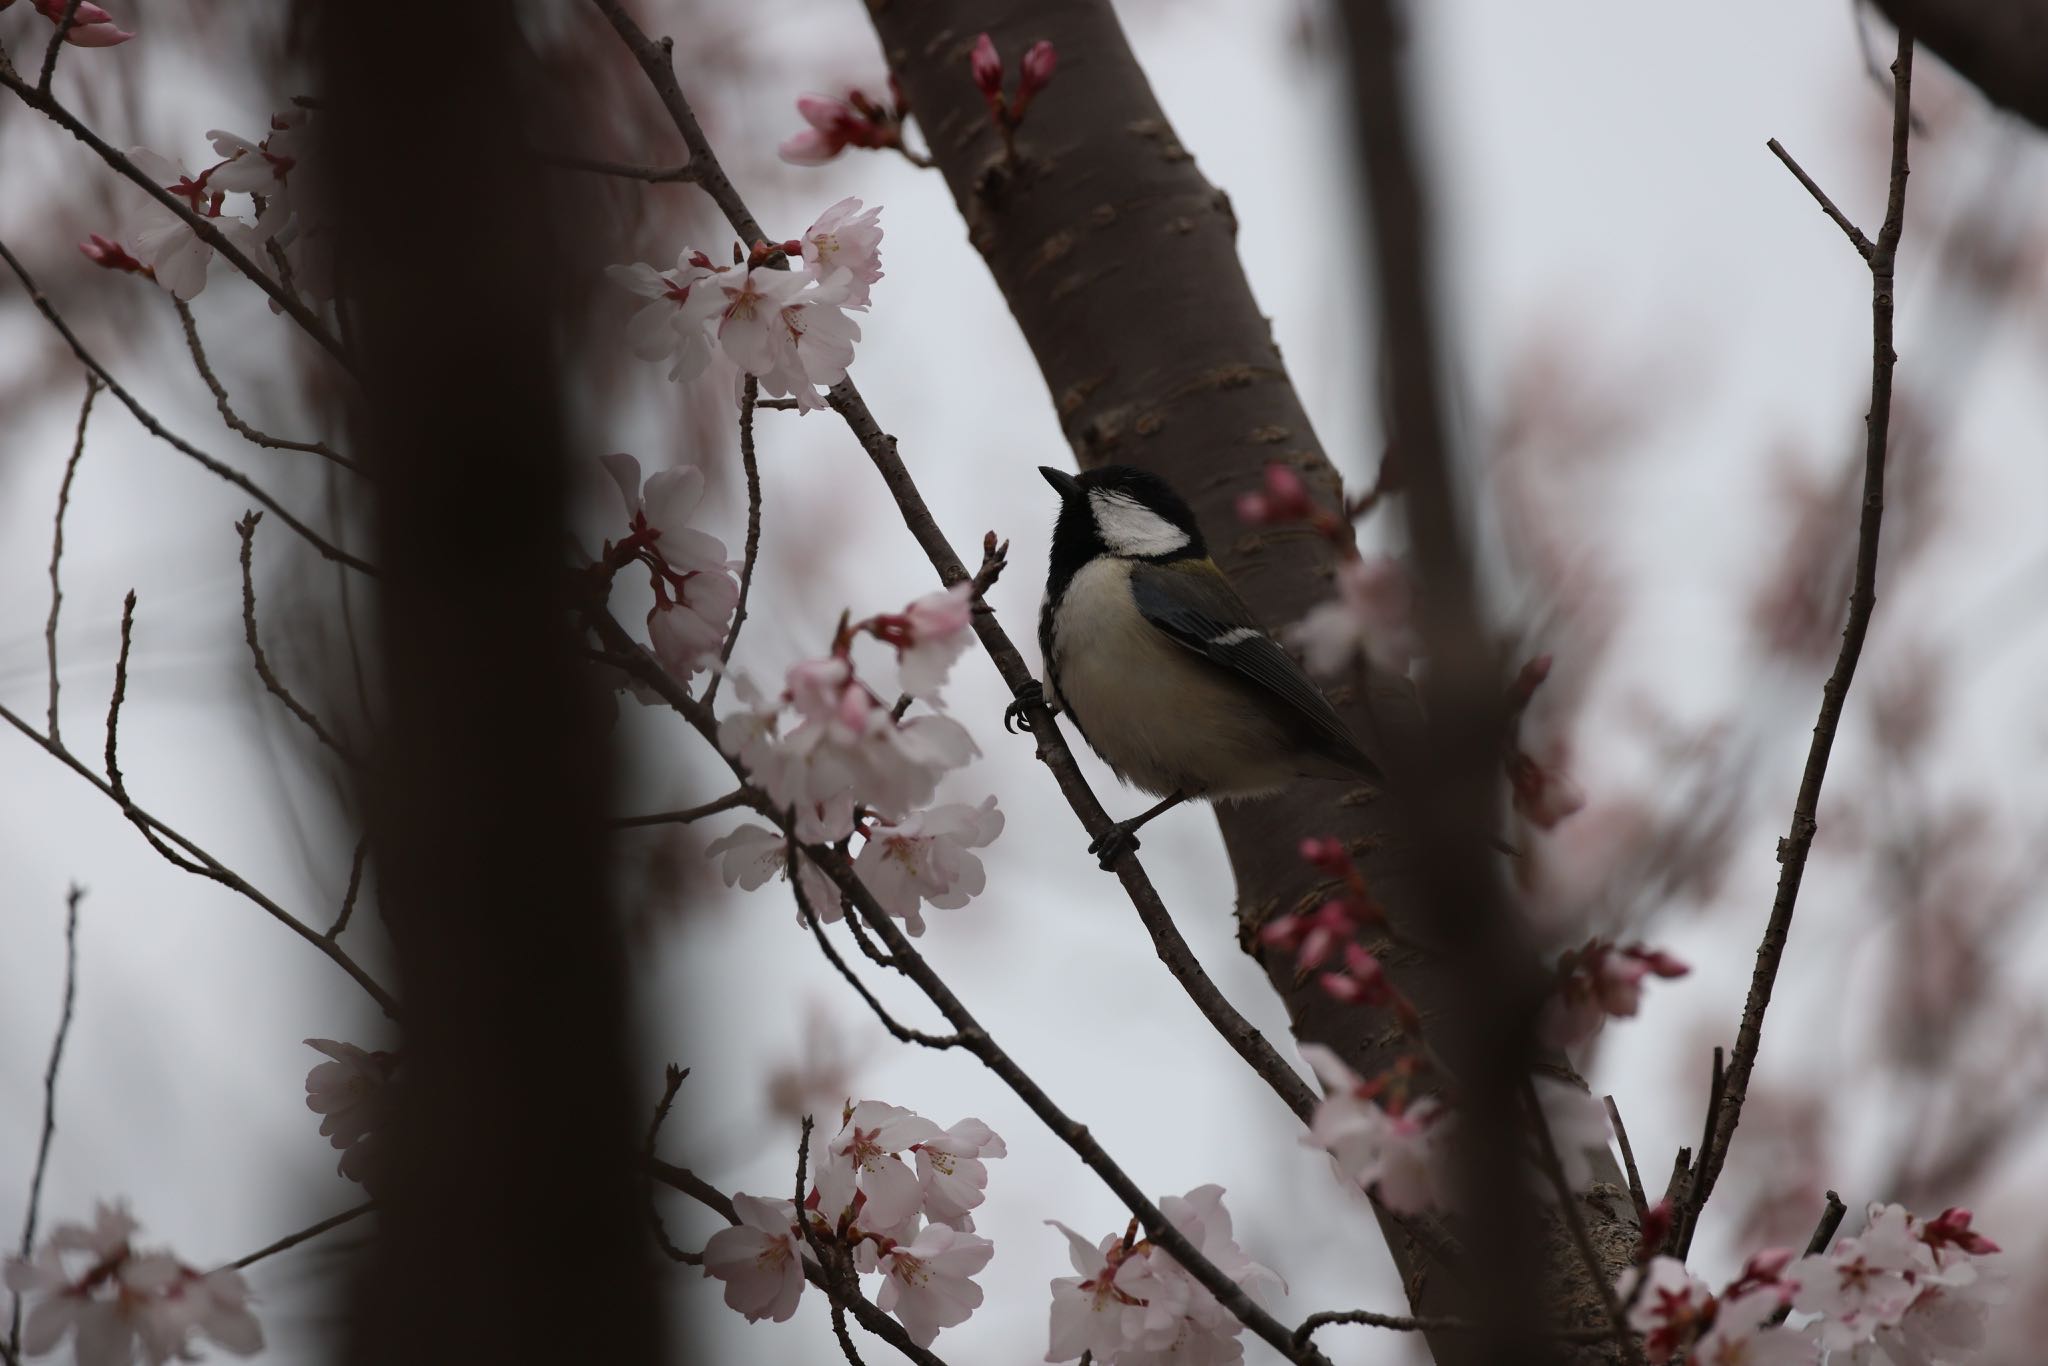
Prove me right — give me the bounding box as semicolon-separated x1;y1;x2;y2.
1011;463;1384;868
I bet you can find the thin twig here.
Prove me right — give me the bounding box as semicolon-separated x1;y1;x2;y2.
643;1063;694;1264
1694;30;1916;1243
0;60;352;367
540;149;699;183
609;790;754;828
1605;1095;1648;1218
35;0;83;93
703;375;762;708
11;887;83;1361
0;694;397;1014
238;512;357;764
329;834;368;938
173;298;360;472
45;376;98;744
788;831;962;1050
1766;139;1876;260
1673;1046;1727;1256
1292;1307;1613;1348
792;1117;870;1366
0;238;376;574
229;1202;374;1270
644;1157;952;1366
1768;1190;1849;1326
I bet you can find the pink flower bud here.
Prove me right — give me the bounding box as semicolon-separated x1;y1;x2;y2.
1925;1207;2000;1255
1019;40;1057;97
79;233;145;274
1637;1199;1672;1259
1261;462;1313;519
1234;491;1271;525
969;33;1003;97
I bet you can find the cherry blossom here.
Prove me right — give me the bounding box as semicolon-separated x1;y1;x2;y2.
605;254;718;382
824;1101;947;1231
873;1223;995;1347
1540;938;1690;1049
5;0;134;46
1620;1257;1715;1363
1508;746;1587;828
3;1201;262;1366
1285;553;1419;678
747;655;978;842
799;197;885;308
970;33;1003;101
1792;1202;2005;1361
1044;1185;1281;1366
1298;1044;1446;1214
910;1118;1008;1229
746;266;865;412
852;797;1005;935
123;149;267;301
701;1194;808;1324
304;1037;394;1190
779;91;903;166
702;822;841;927
599;453;739;681
1016;40;1058;119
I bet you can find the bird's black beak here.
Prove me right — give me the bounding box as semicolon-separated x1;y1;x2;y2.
1039;466;1081;499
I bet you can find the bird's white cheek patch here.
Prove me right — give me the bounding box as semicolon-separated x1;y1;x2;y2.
1089;492;1191;557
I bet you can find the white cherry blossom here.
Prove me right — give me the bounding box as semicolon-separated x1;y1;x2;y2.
304;1037;394;1189
124;149;267;301
703;822;841;926
910;1118;1008;1229
800;197;885;307
1298;1044;1446;1214
873;1223;994;1347
605;254;719;382
701;1194;807;1324
853;797;1004;935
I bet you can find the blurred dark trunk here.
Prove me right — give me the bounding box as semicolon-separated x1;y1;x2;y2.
308;6;668;1364
1868;1;2048;131
866;2;1635;1359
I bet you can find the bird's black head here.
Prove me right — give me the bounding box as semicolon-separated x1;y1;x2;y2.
1041;464;1206;594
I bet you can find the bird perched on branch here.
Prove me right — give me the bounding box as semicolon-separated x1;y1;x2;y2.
1010;464;1383;868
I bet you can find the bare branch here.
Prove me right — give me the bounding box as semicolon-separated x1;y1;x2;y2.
609;790;754;828
0;693;397;1015
1766;138;1876;260
642;1064;693;1264
329;834;369;939
1525;1083;1644;1366
229;1202;374;1271
1692;30;1916;1240
45;376;98;744
1604;1096;1648;1219
703;376;762;708
11;886;83;1362
173;298;360;472
788;831;963;1051
35;0;83;93
0;237;377;575
238;511;358;764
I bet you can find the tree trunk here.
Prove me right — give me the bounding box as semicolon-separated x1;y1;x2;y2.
864;1;1637;1358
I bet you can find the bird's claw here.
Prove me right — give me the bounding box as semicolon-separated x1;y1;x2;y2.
1004;679;1048;734
1087;824;1138;870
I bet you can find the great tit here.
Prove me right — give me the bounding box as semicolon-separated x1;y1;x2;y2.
1013;464;1384;868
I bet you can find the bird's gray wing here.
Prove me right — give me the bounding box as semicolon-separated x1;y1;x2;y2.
1129;560;1381;779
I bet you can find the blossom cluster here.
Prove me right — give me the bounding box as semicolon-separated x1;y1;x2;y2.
599;453;741;684
1299;1046;1613;1214
1541;938;1690;1049
3;1202;261;1366
707;590;1000;936
1620;1203;2002;1366
303;1036;395;1192
2;0;133;47
84;112;322;303
1045;1185;1282;1366
703;1101;1004;1347
609;197;882;412
779;86;911;166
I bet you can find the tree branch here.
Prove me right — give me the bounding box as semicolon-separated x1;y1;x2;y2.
44;376;98;745
229;1202;375;1271
1688;29;1915;1244
238;511;358;764
10;886;83;1362
173;298;360;472
702;375;762;709
0;237;377;575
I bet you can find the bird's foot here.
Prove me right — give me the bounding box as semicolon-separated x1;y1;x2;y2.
1004;679;1050;734
1087;822;1139;870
